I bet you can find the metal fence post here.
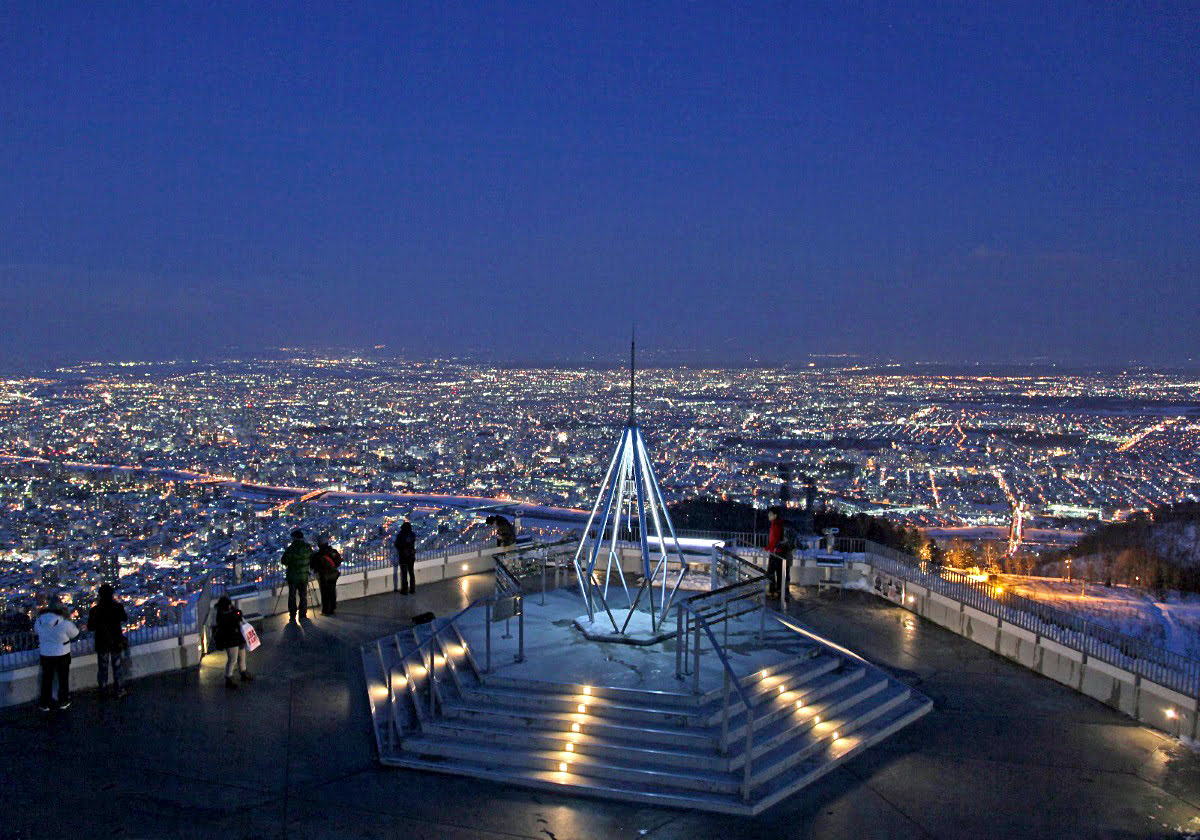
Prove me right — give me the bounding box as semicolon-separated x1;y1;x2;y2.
720;668;730;754
485;600;492;673
676;608;684;680
516;596;525;663
692;618;702;695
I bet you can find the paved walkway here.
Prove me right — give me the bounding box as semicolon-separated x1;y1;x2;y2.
3;576;1200;839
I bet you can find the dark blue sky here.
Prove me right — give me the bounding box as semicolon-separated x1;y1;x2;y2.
2;3;1198;369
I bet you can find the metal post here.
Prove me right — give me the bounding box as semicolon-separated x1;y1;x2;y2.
485;601;492;673
502;616;511;640
758;580;766;641
516;596;525;663
541;555;547;606
720;668;730;754
692;618;702;695
723;601;729;647
710;545;719;589
676;607;684;680
742;707;754;802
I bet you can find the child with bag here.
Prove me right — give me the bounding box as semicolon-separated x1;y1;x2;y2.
212;596;256;689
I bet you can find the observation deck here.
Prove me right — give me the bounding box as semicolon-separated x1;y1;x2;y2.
3;545;1199;838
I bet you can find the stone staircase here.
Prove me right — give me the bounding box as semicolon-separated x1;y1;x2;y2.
362;620;931;815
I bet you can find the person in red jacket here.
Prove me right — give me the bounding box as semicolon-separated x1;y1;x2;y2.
765;505;789;597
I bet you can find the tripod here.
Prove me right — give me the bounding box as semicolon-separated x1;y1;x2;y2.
271;576;322;619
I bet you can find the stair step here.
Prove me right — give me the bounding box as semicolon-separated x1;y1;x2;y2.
750;694;934;813
379;752;758;814
441;702;718;749
400;737;741;795
749;682;912;786
483;674;702;709
702;655;842;725
461;684;702;726
421;718;727;772
726;665;872;742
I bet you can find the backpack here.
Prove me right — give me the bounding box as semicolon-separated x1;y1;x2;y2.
776;523;797;555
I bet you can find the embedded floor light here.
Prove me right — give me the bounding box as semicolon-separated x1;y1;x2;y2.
571;723;581;732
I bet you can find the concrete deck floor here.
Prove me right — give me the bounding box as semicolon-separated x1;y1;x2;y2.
3;575;1200;840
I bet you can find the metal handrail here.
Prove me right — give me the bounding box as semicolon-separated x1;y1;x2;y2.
493;557;522;596
675;601;758;802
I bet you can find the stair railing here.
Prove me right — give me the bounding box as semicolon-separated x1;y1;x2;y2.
675;600;759;803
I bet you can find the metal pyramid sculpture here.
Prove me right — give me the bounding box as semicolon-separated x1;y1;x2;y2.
572;338;688;634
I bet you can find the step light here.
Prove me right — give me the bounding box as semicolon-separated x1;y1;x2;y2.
582;686;592;696
558;762;568;772
565;743;574;752
577;704;587;713
571;723;581;732
832;731;840;740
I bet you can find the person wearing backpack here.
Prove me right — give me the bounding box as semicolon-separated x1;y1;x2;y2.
310;533;342;616
33;596;80;712
87;583;128;698
765;506;794;598
212;596;253;689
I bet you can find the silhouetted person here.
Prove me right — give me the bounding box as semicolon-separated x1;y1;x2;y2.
310;533;342;616
395;522;416;594
212;596;253;689
765;506;793;597
87;583;128;698
281;529;313;622
486;514;516;548
34;597;79;712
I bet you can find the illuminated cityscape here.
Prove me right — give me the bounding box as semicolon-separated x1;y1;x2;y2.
2;353;1197;625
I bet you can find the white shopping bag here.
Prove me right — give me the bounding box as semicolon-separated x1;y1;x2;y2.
240;620;261;652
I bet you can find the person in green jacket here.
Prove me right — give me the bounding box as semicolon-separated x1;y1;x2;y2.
281;529;314;622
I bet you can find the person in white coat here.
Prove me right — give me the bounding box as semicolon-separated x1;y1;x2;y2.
34;598;80;711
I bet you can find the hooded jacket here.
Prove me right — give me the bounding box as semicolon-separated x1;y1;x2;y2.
34;611;80;657
281;539;314;585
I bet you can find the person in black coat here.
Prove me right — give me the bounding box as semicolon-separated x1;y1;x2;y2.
486;514;516;548
394;522;417;594
310;533;342;616
87;583;128;698
212;596;253;689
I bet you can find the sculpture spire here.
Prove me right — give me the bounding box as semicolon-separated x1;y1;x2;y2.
629;327;636;425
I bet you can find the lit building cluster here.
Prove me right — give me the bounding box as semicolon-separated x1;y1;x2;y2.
1;357;1197;623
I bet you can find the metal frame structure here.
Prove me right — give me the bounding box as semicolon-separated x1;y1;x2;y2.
571;338;688;633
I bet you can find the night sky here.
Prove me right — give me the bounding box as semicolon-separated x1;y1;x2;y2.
2;3;1198;369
